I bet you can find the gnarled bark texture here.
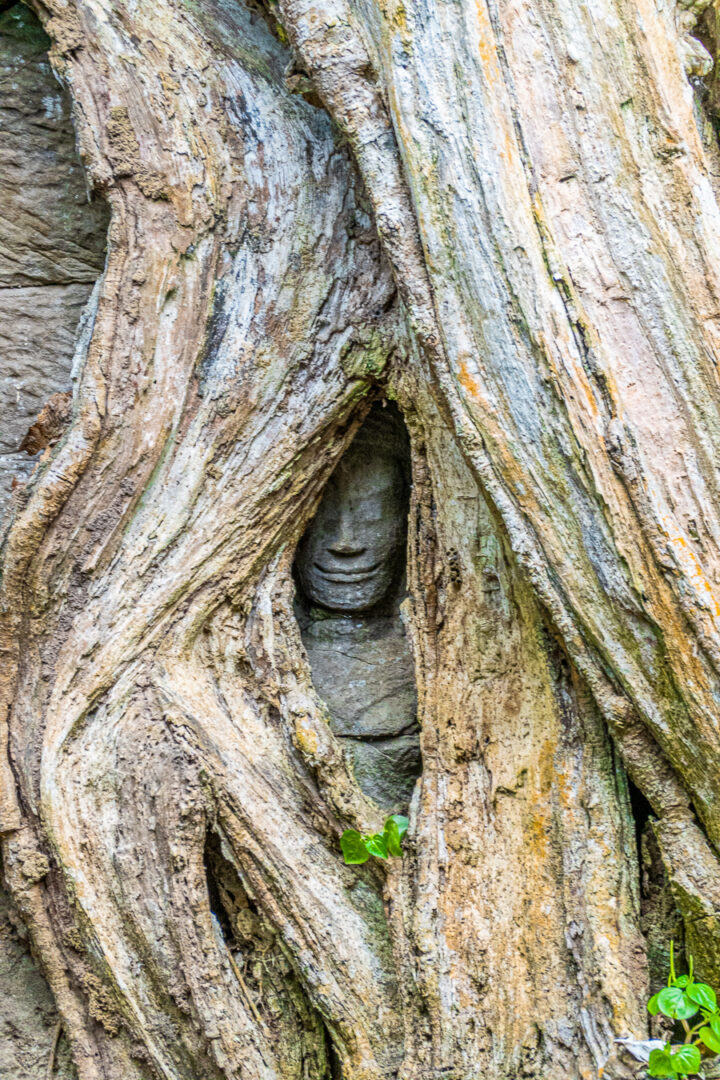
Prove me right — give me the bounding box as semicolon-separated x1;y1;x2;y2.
3;0;720;1076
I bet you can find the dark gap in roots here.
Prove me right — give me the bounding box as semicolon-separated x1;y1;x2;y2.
324;1025;344;1080
628;775;653;865
203;830;338;1079
205;833;235;945
627;778;686;991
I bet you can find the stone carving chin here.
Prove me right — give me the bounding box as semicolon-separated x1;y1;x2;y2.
296;405;421;808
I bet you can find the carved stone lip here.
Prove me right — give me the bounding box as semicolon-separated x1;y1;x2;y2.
314;559;381;581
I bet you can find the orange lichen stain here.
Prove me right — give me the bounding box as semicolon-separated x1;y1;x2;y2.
667;529;720;619
535;737;556;794
458;359;483;401
295;716;318;757
553;763;574;811
524;804;550;863
474;0;501;84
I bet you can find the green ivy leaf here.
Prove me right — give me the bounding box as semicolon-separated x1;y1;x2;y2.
648;993;661;1016
340;830;370;864
699;1025;720;1054
657;986;698;1020
674;975;690;988
388;814;409;839
364;834;389;859
383;818;403;858
648;1047;675;1077
687;982;717;1010
669;1044;701;1074
710;1013;720;1037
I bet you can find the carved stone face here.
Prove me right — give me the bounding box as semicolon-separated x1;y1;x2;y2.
296;430;408;612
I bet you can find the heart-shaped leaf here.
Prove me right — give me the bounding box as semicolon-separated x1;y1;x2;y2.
699;1025;720;1054
340;830;370;864
669;1043;701;1074
648;993;661;1016
674;975;690;988
647;1047;674;1077
364;834;389;859
388;814;409;839
710;1013;720;1037
687;981;717;1011
657;986;698;1020
383;818;403;858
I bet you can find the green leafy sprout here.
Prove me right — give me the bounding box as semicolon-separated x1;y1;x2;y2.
647;941;720;1077
340;815;409;863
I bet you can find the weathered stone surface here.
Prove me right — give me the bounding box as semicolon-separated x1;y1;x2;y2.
339;734;422;809
0;3;107;520
301;611;420;807
300;614;417;738
0;5;107;289
0;285;90;453
296;406;420;808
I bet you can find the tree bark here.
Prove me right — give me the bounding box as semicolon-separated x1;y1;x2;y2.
3;0;720;1076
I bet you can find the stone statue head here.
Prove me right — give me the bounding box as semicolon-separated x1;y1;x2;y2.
296;405;410;613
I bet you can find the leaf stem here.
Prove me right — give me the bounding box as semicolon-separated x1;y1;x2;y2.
671;940;677;985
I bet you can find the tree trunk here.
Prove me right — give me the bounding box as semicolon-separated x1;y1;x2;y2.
3;0;720;1076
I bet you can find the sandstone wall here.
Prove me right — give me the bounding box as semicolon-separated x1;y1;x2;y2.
0;1;107;518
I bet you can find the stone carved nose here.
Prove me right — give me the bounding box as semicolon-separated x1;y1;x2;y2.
327;540;366;557
327;506;365;556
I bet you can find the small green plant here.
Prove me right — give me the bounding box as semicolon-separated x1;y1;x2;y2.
647;942;720;1077
340;815;409;864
